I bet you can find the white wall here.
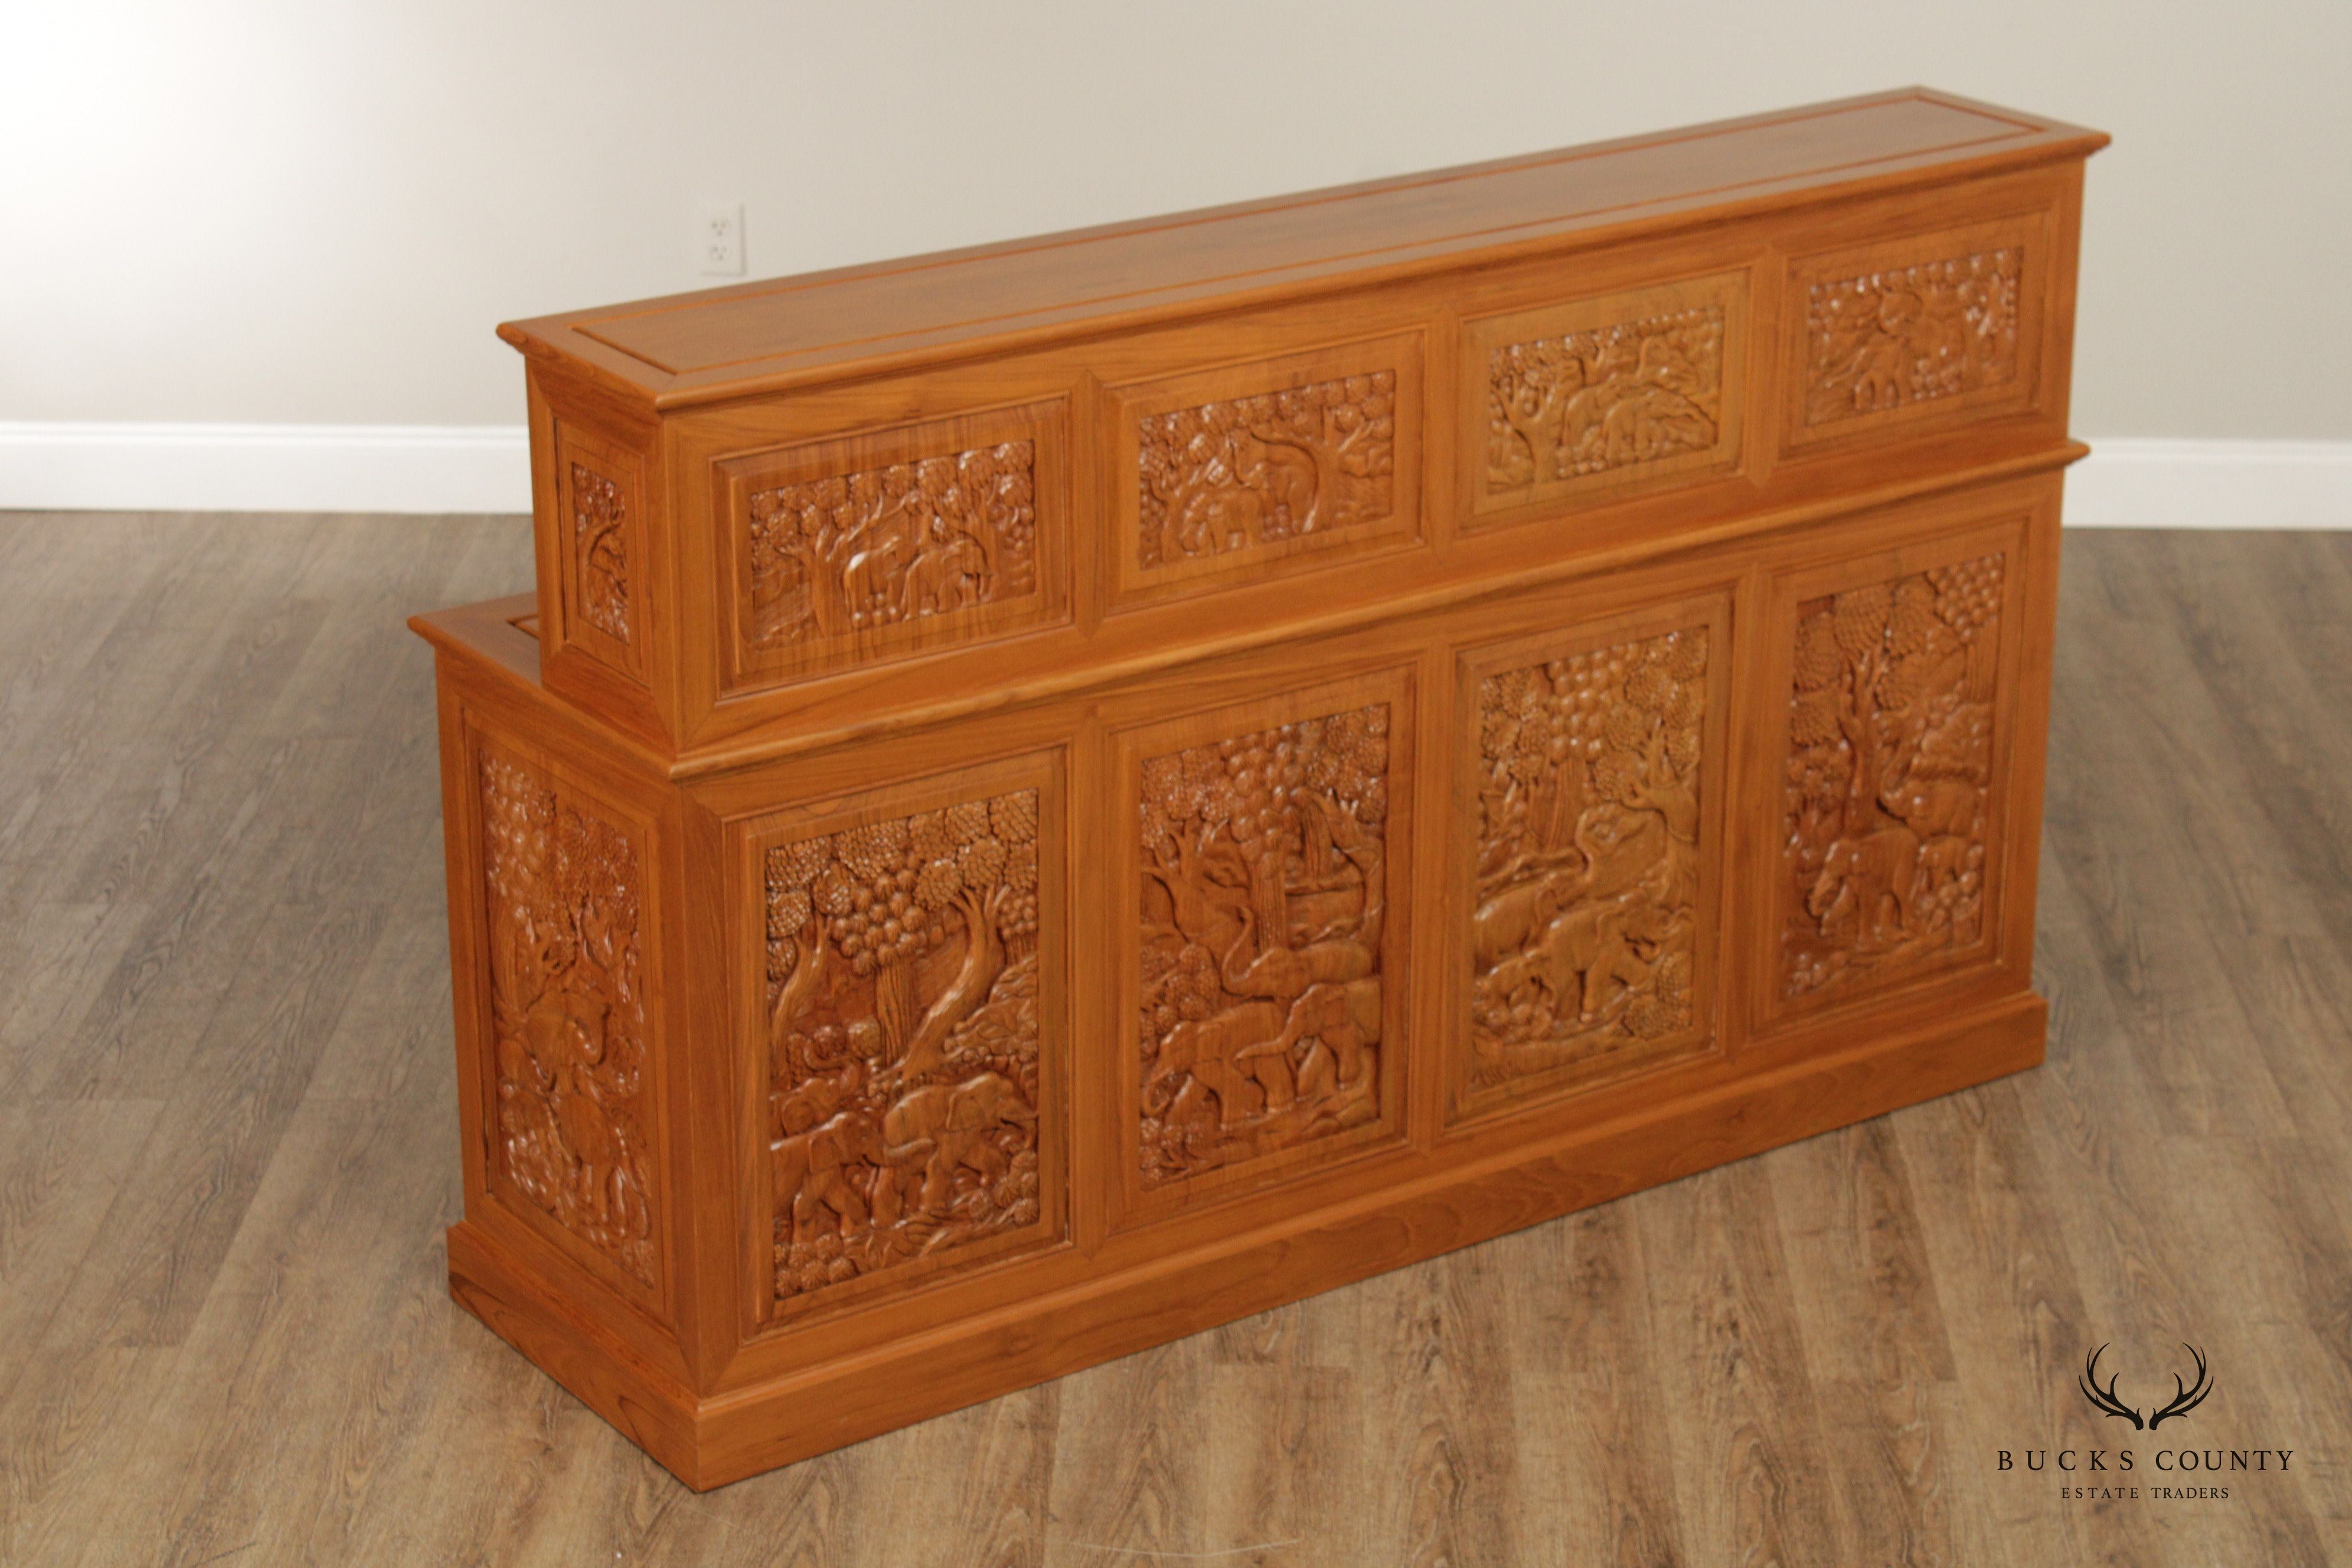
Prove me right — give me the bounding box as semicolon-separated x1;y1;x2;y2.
3;3;2347;485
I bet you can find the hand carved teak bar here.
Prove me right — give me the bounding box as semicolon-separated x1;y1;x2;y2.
412;89;2105;1488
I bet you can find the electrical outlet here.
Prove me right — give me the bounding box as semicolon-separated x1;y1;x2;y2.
696;202;745;277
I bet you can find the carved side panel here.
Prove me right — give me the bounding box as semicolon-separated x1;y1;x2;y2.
1136;702;1392;1188
1781;553;2006;1001
1784;216;2044;449
569;463;631;641
1468;273;1747;521
720;401;1069;691
477;743;657;1286
760;785;1054;1310
1111;335;1422;605
1465;622;1711;1101
553;426;645;677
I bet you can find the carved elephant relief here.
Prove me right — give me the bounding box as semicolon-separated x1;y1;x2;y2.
881;1070;1038;1215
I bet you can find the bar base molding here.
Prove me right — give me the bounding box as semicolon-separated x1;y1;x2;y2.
449;992;2041;1491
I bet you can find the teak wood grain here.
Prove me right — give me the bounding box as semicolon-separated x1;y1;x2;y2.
414;87;2106;1488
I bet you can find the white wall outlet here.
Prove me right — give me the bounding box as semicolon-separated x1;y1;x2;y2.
695;201;745;277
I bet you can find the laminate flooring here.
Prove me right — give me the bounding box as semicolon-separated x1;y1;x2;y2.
1;513;2347;1566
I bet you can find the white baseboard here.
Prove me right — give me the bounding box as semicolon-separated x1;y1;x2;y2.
2064;438;2352;529
0;422;531;514
1;424;2347;527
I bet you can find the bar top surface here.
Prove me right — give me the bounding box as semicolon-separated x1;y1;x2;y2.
499;88;2105;410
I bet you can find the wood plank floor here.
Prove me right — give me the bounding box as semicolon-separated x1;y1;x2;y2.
1;514;2347;1566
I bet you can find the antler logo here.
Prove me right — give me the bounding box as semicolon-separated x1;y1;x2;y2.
2079;1343;2213;1430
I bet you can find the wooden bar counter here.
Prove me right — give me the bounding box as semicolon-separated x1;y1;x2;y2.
413;88;2105;1489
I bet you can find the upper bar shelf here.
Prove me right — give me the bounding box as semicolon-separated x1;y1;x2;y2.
482;89;2103;764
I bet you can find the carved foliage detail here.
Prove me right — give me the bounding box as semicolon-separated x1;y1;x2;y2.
1485;307;1725;491
744;442;1039;652
763;790;1043;1302
479;747;655;1283
569;462;631;643
1783;555;2005;998
1805;249;2022;427
1138;705;1389;1185
1137;373;1395;570
1470;629;1706;1089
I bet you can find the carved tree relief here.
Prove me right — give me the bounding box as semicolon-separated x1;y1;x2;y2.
1485;306;1724;492
1136;373;1395;570
1137;704;1389;1185
1804;248;2021;427
1783;554;2005;998
478;746;655;1284
569;461;631;643
763;790;1044;1303
744;441;1039;653
1469;628;1707;1090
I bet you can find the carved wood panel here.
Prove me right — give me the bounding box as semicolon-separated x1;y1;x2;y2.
1464;620;1713;1101
1488;311;1719;484
1110;335;1422;605
1781;552;2007;1001
719;402;1069;691
1784;217;2043;450
746;444;1037;648
1138;370;1394;569
569;463;631;641
1805;249;2020;425
476;742;657;1286
553;426;645;677
1136;701;1393;1188
1466;273;1747;521
759;783;1053;1310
